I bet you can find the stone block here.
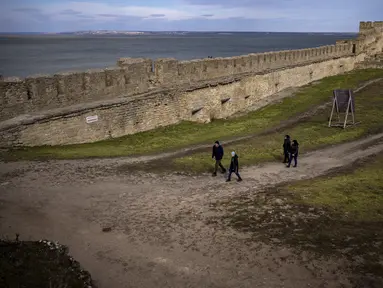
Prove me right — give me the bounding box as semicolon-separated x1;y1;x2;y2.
204;58;224;79
54;71;85;105
268;52;280;69
104;67;126;97
220;57;234;75
117;57;152;73
154;58;179;85
0;77;27;121
84;69;107;101
25;74;58;110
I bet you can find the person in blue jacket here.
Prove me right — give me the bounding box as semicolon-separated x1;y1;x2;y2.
212;141;226;176
226;151;242;182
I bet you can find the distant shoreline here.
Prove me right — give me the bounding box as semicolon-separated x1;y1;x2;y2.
0;31;358;37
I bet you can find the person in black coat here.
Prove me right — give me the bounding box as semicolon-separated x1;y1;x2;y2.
287;140;299;168
226;151;242;182
212;141;226;176
282;135;291;163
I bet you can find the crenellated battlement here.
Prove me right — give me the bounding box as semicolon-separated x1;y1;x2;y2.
359;21;383;30
0;43;354;122
359;21;383;37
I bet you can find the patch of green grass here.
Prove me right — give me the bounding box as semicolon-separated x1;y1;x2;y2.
2;69;383;161
205;155;383;283
288;154;383;221
173;77;383;172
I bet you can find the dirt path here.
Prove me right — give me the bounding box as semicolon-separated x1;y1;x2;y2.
1;133;383;288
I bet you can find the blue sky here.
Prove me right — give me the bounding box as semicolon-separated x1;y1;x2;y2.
1;0;382;32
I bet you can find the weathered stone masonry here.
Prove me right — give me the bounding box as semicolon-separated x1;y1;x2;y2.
1;21;382;147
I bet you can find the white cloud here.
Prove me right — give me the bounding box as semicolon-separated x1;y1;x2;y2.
40;2;195;21
6;1;321;22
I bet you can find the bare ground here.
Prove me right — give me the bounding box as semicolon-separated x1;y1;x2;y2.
1;133;383;288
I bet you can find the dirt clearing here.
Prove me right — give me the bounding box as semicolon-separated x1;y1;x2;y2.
1;132;383;287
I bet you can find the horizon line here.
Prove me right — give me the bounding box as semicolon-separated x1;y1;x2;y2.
0;30;358;34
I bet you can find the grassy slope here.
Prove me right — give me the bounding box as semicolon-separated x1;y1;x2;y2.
206;153;383;284
2;69;383;161
173;75;383;172
286;153;383;281
287;154;383;282
288;154;383;221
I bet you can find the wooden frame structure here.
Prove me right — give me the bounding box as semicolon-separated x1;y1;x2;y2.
328;89;357;129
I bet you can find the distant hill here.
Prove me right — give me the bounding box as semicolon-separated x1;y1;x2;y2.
0;30;357;36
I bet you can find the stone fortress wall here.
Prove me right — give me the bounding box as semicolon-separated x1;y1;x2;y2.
0;43;355;122
1;21;382;147
359;21;383;34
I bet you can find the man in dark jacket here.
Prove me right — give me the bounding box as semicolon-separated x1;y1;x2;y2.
226;151;242;182
212;140;226;176
282;135;291;163
287;140;299;168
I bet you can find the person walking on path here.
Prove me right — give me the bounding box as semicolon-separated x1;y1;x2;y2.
226;151;243;182
212;141;226;176
282;135;291;163
287;140;299;168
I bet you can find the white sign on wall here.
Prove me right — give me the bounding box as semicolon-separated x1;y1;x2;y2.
86;115;98;124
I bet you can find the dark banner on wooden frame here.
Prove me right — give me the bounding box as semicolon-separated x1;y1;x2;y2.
328;89;356;129
333;89;355;113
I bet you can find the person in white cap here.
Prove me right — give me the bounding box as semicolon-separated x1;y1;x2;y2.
226;151;242;182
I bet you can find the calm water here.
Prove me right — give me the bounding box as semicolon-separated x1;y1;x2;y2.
0;33;356;78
